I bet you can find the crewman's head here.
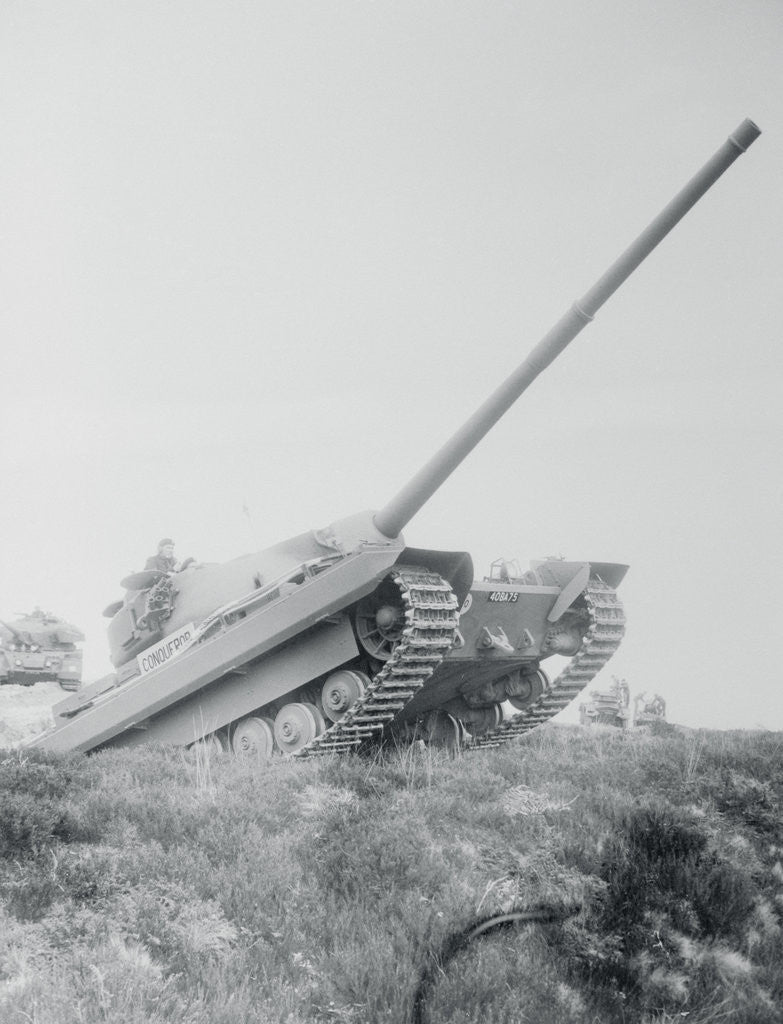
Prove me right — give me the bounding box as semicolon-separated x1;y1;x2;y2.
158;538;175;558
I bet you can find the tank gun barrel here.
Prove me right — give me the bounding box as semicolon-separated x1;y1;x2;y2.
373;118;760;539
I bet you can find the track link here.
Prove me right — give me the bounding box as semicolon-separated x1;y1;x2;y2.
466;578;625;750
294;568;460;757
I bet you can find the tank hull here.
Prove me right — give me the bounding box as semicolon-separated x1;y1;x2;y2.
393;562;627;742
32;542;624;755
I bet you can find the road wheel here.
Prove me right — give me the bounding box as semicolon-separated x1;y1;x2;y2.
321;669;369;722
231;716;276;760
274;702;325;755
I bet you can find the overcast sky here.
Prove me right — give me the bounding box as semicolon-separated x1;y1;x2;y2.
1;1;781;731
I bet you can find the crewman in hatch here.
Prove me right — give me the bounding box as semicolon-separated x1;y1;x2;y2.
145;538;178;574
144;538;197;575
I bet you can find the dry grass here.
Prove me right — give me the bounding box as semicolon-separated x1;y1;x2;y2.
1;725;782;1023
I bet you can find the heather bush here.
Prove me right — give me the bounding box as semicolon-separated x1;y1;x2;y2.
713;768;782;838
554;796;777;1020
0;749;96;857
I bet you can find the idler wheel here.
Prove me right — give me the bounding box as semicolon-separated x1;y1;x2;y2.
274;702;326;755
507;668;549;710
231;716;276;760
321;670;369;722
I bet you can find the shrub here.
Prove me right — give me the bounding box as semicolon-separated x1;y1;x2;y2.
0;749;84;800
713;769;782;839
0;791;81;857
689;857;757;939
0;750;96;858
558;799;763;1018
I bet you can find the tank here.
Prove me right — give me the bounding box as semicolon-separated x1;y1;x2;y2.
0;608;84;690
579;676;631;729
28;119;760;758
633;692;667;727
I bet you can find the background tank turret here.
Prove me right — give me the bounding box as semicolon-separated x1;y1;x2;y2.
0;608;84;690
29;119;760;758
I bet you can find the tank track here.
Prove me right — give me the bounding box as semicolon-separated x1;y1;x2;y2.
294;567;460;757
466;578;625;750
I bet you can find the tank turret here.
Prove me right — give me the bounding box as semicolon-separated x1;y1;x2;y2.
29;120;760;757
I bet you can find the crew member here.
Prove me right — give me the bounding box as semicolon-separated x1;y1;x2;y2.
145;538;178;574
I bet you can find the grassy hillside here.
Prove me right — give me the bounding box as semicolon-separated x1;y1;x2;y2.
1;724;782;1024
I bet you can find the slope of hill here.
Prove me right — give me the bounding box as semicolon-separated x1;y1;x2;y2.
1;724;782;1023
0;681;59;749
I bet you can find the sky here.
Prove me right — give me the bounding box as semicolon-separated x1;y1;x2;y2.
1;0;781;731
